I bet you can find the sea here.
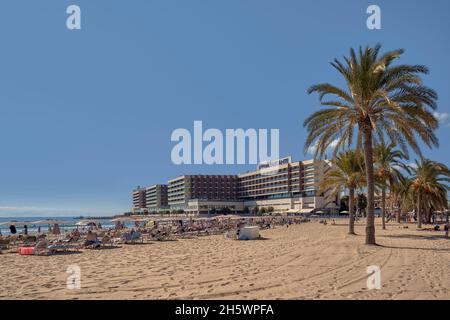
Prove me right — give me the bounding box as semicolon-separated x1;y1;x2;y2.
0;216;135;236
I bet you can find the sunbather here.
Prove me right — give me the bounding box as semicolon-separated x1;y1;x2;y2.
84;230;100;248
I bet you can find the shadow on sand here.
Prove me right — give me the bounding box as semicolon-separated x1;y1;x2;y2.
377;233;449;252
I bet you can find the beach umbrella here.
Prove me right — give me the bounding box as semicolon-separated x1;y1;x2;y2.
340;211;349;214
75;219;99;226
31;219;69;225
0;220;32;226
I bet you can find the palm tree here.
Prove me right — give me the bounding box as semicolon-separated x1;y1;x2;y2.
410;159;450;228
320;150;365;234
374;139;409;229
390;174;413;223
304;45;439;244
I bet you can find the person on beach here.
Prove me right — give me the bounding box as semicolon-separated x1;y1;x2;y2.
9;225;17;235
38;226;41;234
84;230;99;248
24;225;28;235
444;223;449;238
53;224;60;235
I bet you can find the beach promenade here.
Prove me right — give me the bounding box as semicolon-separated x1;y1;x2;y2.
1;218;448;300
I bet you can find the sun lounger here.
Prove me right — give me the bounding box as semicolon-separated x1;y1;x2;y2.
100;235;120;247
48;243;80;253
0;239;11;250
33;240;52;256
122;232;143;244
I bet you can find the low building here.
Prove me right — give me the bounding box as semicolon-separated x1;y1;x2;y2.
185;199;244;214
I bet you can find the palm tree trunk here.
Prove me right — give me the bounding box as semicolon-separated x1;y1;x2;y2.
417;193;422;228
362;127;376;244
348;187;355;235
381;188;386;230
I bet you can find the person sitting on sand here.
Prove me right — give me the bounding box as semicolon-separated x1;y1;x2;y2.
84;230;99;248
73;229;81;237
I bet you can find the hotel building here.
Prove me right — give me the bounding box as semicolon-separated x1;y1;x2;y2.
238;157;337;213
167;175;240;211
132;186;146;209
132;156;339;214
145;184;169;210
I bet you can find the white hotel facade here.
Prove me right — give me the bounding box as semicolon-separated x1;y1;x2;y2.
132;156;339;215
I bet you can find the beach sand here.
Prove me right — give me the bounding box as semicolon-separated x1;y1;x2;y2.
1;218;449;300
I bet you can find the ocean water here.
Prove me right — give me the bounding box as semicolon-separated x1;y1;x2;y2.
0;216;128;235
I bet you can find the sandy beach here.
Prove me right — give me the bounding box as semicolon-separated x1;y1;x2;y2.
1;218;449;300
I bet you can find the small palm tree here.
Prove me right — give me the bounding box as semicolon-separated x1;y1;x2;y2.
320;150;365;234
304;45;439;244
410;159;450;228
390;174;413;223
374;139;409;229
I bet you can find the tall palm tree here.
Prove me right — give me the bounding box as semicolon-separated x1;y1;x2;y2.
304;45;439;244
320;150;365;234
410;159;450;228
374;139;409;229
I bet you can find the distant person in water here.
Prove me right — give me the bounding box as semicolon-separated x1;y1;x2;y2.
9;225;17;235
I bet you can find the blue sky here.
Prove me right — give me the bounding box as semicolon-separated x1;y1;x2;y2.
0;0;449;216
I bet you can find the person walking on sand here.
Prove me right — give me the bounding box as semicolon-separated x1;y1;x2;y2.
444;222;449;238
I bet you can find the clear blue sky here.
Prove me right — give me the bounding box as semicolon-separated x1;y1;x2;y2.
0;0;449;216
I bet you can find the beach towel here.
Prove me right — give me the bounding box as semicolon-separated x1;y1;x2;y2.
19;247;34;255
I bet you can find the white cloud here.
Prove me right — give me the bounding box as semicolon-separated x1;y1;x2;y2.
0;206;81;217
433;112;449;126
307;139;339;155
0;206;117;217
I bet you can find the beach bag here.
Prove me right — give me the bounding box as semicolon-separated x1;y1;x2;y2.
19;247;34;255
